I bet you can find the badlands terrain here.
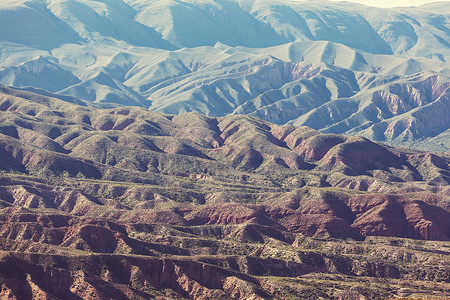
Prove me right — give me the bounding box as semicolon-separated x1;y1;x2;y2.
0;86;448;298
0;0;449;299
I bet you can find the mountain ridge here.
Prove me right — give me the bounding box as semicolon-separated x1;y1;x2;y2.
1;0;449;151
0;86;449;298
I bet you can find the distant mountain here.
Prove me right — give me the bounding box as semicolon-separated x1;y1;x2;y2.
0;0;449;151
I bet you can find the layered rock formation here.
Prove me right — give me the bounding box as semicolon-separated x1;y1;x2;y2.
0;88;448;298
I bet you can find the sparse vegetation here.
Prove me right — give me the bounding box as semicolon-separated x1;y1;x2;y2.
0;88;448;299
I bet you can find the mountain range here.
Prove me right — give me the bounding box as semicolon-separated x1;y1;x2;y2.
0;1;450;298
0;86;449;298
0;0;449;151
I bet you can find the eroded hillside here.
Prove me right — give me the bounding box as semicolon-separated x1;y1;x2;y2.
0;87;449;299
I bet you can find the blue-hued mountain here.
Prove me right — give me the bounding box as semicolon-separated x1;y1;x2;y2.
0;0;449;151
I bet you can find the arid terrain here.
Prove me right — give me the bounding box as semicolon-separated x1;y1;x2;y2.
0;87;448;299
0;0;449;298
1;0;450;152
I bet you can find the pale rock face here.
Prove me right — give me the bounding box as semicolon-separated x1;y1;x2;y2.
0;0;449;151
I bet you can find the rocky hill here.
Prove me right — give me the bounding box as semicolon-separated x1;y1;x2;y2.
0;0;449;151
0;87;449;299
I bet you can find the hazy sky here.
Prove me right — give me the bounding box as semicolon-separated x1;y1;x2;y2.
327;0;448;7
